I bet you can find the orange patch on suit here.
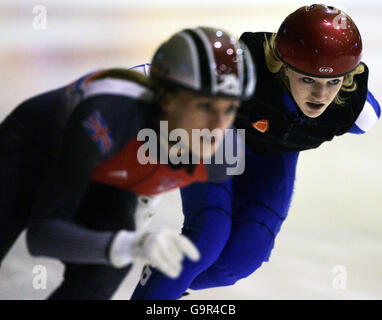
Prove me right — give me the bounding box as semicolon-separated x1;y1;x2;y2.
91;138;208;196
251;119;269;133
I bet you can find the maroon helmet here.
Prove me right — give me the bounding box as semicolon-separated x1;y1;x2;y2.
275;4;362;77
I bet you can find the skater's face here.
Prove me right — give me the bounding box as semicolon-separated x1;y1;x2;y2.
160;89;240;157
285;68;344;118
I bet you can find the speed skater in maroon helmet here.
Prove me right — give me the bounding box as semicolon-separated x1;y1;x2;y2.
130;5;380;300
0;26;256;300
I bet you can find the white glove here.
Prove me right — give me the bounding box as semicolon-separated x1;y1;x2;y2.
109;229;200;278
134;195;162;231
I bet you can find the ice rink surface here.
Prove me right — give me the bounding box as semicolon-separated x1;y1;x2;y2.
0;0;381;299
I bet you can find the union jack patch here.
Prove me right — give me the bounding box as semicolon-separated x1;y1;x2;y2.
82;111;113;154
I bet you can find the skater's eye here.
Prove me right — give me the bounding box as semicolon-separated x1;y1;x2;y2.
225;104;239;114
198;101;212;111
302;77;315;84
327;79;341;86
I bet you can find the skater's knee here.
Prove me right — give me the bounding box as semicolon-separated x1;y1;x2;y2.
208;256;266;287
199;235;274;288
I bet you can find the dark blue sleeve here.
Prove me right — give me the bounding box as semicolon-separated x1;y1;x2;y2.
26;95;135;264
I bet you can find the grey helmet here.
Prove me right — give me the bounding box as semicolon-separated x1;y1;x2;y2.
150;26;256;100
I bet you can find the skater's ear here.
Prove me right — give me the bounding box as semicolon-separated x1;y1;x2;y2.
158;91;170;112
157;88;179;113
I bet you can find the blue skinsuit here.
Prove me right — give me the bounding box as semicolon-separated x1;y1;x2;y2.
130;52;380;299
131;90;380;300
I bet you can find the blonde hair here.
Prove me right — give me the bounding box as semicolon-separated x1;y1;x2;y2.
263;33;365;105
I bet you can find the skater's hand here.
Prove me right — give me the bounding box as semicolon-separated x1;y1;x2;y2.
133;229;200;278
109;229;200;278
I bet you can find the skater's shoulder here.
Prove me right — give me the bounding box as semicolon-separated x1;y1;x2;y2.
78;68;154;103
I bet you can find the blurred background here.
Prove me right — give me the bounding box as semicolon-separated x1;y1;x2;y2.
0;0;381;299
